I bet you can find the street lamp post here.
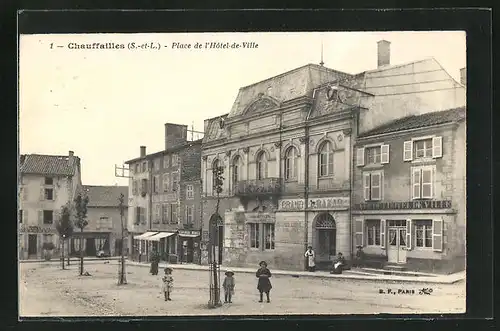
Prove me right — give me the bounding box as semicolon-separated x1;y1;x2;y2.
118;193;127;285
208;165;224;308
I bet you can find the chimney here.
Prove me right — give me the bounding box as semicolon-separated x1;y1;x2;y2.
140;146;146;157
165;123;188;150
68;150;74;165
460;67;466;86
377;40;391;68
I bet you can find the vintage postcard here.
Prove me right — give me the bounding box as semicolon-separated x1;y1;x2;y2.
18;30;466;317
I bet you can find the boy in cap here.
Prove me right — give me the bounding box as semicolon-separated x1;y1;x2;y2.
161;267;173;301
222;270;235;303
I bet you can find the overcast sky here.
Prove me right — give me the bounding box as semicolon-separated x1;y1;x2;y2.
19;31;466;186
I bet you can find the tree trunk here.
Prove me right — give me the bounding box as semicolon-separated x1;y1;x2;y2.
62;239;65;270
80;229;84;275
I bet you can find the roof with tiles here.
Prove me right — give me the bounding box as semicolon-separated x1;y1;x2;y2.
358;106;466;138
82;185;129;208
20;154;79;176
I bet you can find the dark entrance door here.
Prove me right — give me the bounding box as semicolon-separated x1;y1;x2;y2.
86;238;96;256
28;234;37;256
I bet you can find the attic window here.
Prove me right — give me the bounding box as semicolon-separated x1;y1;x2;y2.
45;177;53;185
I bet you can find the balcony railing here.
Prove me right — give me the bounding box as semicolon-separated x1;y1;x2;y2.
233;178;282;197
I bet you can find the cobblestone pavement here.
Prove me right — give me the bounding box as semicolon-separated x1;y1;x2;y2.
19;262;465;317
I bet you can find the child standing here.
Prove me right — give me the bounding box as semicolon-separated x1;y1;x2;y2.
222;270;235;303
161;267;173;301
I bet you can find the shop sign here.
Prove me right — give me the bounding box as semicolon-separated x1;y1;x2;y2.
178;230;201;236
354;200;452;210
244;212;276;223
279;197;350;211
19;225;56;233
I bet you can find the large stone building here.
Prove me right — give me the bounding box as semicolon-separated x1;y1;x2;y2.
126;123;203;264
69;185;128;257
18;151;82;259
352;107;466;273
200;40;466;271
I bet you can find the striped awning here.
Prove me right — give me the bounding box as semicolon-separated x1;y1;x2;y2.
145;232;175;241
133;232;158;240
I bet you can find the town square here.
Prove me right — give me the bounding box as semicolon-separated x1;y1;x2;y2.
19;31;467;317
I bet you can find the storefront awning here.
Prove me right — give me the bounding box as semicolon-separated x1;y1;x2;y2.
133;232;159;240
145;232;175;241
178;233;200;238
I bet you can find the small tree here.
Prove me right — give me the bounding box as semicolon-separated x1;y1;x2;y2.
74;192;89;276
55;204;74;269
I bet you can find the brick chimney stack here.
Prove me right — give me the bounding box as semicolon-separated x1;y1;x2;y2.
68;150;74;165
377;40;391;68
460;67;466;86
165;123;188;150
140;146;146;157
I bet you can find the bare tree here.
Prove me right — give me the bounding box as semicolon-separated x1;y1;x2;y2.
74;192;89;276
55;203;74;270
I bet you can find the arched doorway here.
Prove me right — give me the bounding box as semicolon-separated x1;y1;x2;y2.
314;213;336;269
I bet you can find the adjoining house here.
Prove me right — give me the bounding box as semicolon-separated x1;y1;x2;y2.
200;40;466;271
125;123;203;264
18;151;82;260
352;107;466;273
69;185;128;257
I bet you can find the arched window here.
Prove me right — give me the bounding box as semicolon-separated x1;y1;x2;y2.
284;147;298;180
318;141;334;177
256;151;266;180
212;159;223;193
232;155;241;184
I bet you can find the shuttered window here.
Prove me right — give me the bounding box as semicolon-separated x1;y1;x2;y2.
354;218;364;247
432;219;443;252
363;171;383;201
411;166;434;199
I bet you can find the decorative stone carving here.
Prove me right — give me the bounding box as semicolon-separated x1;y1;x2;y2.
309;138;315;146
242;147;250;154
244;97;278;115
274;141;282;148
342;128;352;136
337;134;343;142
299;136;308;144
202;155;208;161
270;146;275;152
226;150;232;157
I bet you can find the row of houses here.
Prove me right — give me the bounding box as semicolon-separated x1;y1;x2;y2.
18;151;128;260
126;40;466;273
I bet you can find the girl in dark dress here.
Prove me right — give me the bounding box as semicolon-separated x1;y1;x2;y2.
256;261;272;303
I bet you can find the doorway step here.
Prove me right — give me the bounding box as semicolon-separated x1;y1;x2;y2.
347;266;438;278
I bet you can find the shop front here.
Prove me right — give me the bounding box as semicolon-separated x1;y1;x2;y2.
177;230;201;264
143;231;177;262
70;232;111;257
132;231;158;262
352;200;462;273
278;196;351;270
19;225;59;260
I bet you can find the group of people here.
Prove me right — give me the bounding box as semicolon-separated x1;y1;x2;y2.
304;245;349;274
154;260;273;304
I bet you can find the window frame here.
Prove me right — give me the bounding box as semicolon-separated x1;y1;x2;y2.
43;210;53;224
284;147;298;181
411;166;434;200
44;177;53;185
366;220;381;246
44;188;54;200
415;220;433;249
363;171;384;201
232;156;241;184
366;146;381;165
248;223;275;251
414;138;433;159
186;184;194;199
185;205;193;224
256;152;267;180
318;141;334;177
248;223;260;249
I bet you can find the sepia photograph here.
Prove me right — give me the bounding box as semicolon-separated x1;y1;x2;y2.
18;30;467;317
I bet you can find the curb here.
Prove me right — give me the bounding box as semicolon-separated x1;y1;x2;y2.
122;261;465;285
20;257;121;263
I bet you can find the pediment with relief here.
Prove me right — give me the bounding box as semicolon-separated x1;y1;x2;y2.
312;85;360;117
243;94;280;116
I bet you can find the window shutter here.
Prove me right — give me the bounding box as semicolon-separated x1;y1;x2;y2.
40;188;45;201
370;172;381;200
432;136;443;158
363;173;371;201
23;187;28;200
354;218;364;247
38;210;43;222
24;210;28;223
356;147;365;166
53;188;57;201
406;219;412;250
380;219;386;248
412;168;421;199
432;219;443;252
159;174;163;193
403;141;413;161
381;144;390;164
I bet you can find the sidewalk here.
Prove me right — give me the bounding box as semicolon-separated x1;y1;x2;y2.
124;260;465;284
20;256;121;263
